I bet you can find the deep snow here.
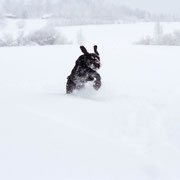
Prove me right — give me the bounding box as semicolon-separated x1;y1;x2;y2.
0;22;180;180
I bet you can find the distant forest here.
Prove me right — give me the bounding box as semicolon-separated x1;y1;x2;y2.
0;0;179;24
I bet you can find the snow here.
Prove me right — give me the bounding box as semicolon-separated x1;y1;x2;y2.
0;22;180;180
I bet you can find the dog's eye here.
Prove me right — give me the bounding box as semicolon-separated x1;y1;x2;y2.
91;56;95;59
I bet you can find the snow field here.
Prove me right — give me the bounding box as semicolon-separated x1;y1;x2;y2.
0;22;180;180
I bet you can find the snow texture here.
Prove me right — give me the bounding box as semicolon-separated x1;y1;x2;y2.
0;22;180;180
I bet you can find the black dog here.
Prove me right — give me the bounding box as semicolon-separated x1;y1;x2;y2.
66;45;101;94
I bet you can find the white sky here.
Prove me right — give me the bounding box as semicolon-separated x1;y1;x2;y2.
117;0;180;15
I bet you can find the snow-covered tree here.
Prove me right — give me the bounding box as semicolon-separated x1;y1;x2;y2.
154;22;163;43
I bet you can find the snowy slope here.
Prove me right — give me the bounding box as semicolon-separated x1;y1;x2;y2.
0;23;180;180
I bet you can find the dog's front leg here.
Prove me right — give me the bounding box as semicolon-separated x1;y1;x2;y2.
92;72;101;90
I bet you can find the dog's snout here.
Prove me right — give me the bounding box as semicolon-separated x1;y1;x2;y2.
94;61;100;69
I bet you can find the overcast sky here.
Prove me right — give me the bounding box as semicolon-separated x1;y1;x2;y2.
117;0;180;15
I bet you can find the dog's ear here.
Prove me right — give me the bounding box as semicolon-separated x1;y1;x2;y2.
94;45;99;55
80;46;88;54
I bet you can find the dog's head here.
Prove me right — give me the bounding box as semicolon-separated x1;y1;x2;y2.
80;45;100;71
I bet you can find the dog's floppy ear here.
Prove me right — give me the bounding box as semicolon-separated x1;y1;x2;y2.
80;46;88;54
94;45;99;55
